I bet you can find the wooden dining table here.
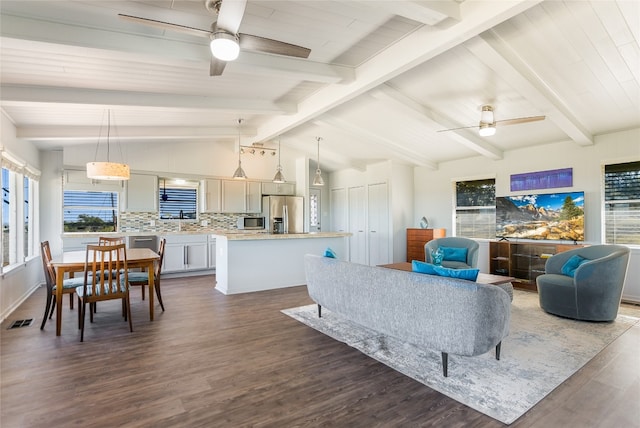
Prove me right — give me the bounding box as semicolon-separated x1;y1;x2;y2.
50;248;160;336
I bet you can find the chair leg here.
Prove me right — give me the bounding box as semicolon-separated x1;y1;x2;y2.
69;293;74;310
78;296;82;329
49;296;57;320
141;285;146;301
125;297;133;332
41;291;54;330
89;301;94;323
80;300;86;342
155;283;165;312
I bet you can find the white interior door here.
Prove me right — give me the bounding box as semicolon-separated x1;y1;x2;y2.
348;186;367;264
368;182;390;266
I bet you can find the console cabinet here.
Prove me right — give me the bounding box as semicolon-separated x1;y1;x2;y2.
406;228;446;262
489;241;583;290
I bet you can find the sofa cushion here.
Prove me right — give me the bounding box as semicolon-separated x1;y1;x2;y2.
412;260;479;281
561;254;589;278
441;246;468;263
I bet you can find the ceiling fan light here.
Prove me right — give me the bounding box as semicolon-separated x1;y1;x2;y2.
481;105;494;124
478;122;496;137
210;31;240;61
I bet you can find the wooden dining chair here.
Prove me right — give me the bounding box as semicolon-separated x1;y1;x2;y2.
77;243;133;341
98;236;126;246
128;238;166;312
40;241;85;330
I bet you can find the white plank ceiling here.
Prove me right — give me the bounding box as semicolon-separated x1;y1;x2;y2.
1;0;638;171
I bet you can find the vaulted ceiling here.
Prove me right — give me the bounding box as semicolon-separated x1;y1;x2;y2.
1;1;638;172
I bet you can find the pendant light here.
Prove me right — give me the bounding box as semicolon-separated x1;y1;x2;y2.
86;110;130;180
272;138;286;183
232;118;247;179
312;136;324;186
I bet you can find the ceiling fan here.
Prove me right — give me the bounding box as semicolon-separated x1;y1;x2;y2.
438;105;545;137
118;0;311;76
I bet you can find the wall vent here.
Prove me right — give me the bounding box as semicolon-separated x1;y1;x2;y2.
8;319;33;329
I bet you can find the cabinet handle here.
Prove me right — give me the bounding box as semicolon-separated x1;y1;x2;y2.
183;247;187;265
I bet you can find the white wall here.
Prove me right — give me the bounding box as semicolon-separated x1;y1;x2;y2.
414;127;640;302
0;112;43;321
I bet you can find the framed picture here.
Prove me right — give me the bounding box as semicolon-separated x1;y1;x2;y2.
510;168;573;192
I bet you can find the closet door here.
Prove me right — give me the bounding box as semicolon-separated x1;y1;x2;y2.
368;182;390;266
348;186;367;264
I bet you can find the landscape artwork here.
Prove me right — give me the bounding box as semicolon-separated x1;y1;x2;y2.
496;192;584;241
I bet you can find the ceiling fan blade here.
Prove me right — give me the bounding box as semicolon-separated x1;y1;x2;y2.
210;57;227;76
496;115;546;126
118;13;212;38
239;33;311;58
437;124;479;133
216;0;247;34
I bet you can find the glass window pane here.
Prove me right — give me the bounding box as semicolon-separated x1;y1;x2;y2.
2;168;9;267
63;190;118;232
604;161;640;245
23;176;29;259
159;187;197;219
455;179;496;238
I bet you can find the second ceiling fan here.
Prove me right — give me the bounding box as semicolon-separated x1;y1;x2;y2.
119;0;311;76
438;105;545;136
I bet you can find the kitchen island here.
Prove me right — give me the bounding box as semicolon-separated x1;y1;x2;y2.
212;232;350;295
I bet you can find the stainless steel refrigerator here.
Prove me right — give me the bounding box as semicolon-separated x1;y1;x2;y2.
262;196;304;234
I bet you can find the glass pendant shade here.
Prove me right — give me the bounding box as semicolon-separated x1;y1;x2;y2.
86;110;130;180
272;139;286;183
86;161;130;180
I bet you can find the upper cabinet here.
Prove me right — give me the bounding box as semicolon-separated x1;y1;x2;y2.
200;179;222;213
122;174;158;212
219;180;262;213
261;182;295;196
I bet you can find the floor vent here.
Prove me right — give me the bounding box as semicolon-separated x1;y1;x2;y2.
8;319;33;329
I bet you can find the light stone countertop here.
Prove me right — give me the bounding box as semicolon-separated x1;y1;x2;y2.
62;231;350;240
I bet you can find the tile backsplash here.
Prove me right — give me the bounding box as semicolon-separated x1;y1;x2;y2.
119;212;245;233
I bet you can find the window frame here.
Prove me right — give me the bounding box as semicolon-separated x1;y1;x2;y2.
453;177;496;239
158;179;199;220
63;190;119;233
602;160;640;245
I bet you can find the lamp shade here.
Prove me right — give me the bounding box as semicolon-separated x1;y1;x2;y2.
210;32;240;61
86;162;130;180
478;122;496;137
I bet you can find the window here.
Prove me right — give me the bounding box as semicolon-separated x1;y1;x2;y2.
1;152;39;271
455;178;496;239
604;161;640;245
159;179;198;220
63;191;118;232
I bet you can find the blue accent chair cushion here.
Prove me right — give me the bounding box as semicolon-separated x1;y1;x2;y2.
412;260;480;281
324;247;337;258
441;246;468;263
560;254;589;278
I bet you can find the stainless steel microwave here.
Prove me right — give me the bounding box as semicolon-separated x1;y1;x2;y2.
237;216;265;230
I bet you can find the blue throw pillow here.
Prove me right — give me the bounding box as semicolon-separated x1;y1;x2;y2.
440;246;468;263
412;260;479;281
561;254;589;277
412;260;438;275
324;247;337;258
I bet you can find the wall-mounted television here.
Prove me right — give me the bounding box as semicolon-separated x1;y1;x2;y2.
496;191;584;241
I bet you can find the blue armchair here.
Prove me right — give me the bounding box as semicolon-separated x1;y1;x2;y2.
536;245;630;321
424;237;479;269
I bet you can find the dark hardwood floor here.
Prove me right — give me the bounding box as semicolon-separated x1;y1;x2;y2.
1;276;639;427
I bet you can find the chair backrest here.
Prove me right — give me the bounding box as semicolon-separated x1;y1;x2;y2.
425;237;480;267
84;244;128;298
154;238;166;283
98;236;126;246
40;241;56;291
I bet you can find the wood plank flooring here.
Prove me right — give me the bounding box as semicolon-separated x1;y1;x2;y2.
1;276;639;427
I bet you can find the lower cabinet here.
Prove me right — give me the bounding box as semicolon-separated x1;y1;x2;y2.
161;235;209;273
208;236;216;269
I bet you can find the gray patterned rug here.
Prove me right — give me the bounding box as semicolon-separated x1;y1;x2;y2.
282;290;639;425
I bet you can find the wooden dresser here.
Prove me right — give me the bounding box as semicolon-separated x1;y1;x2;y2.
406;228;446;262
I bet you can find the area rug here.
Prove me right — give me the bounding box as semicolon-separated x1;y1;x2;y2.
281;290;639;425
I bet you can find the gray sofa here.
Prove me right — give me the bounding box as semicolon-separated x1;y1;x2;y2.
304;254;511;376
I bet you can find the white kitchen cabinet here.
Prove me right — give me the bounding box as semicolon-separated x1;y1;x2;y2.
161;234;208;273
123;174;158;212
63;170;122;191
208;236;216;269
221;180;246;213
221;180;261;213
261;182;295;196
246;181;262;213
62;236;101;251
200;179;222;212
